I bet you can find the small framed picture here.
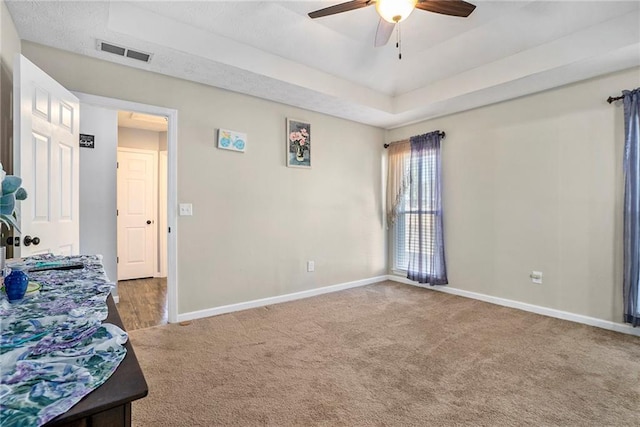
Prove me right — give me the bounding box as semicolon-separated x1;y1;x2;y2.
79;134;95;149
286;118;311;168
217;129;247;152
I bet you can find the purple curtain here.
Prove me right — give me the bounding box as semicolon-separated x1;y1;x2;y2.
623;88;640;326
407;131;447;285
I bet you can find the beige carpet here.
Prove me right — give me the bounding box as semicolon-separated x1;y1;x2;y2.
129;281;640;426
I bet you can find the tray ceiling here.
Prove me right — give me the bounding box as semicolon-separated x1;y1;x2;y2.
7;1;640;128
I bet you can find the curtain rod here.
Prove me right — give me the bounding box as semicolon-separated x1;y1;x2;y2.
383;131;446;148
607;94;625;104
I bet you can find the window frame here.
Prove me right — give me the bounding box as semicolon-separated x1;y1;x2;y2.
391;148;438;273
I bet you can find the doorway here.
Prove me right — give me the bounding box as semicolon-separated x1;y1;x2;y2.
117;111;168;329
75;92;178;324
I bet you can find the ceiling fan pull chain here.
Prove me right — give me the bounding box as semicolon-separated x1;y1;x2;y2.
398;23;402;60
308;0;477;56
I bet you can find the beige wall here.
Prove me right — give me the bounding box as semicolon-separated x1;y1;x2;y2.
1;0;20;171
118;127;161;151
19;38;636;325
23;42;387;315
0;0;20;256
387;67;640;323
159;131;167;152
0;0;20;75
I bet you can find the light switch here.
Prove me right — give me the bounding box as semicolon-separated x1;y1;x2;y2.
179;203;193;216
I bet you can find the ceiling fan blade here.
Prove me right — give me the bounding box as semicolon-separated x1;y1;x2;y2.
375;18;395;47
416;0;476;17
308;0;373;19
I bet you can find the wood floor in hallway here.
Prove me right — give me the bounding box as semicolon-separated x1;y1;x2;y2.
117;277;167;331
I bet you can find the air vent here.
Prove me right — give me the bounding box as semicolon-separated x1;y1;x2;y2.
96;40;153;63
126;50;151;62
100;42;125;56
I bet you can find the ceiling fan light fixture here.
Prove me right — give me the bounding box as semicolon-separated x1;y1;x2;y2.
375;0;417;23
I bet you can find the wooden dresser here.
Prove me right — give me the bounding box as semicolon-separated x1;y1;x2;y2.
44;296;148;427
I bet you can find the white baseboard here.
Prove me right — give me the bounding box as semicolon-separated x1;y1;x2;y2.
176;275;388;323
387;275;640;337
174;273;640;337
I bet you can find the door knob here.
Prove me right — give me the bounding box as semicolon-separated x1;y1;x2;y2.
6;237;19;246
24;235;40;246
146;220;152;225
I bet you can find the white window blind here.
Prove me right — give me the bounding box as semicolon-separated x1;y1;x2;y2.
393;149;437;271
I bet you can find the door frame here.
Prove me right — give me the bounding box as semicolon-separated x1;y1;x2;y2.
117;147;158;281
74;92;179;324
158;150;168;278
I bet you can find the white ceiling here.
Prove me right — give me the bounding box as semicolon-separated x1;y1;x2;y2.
118;111;168;132
7;1;640;128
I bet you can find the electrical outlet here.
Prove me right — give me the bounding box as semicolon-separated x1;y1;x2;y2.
530;271;543;284
179;203;193;216
307;261;315;272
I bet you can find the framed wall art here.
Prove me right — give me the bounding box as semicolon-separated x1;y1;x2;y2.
217;128;247;153
286;118;311;168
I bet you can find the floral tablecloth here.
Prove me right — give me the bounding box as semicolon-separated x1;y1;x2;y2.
0;254;127;427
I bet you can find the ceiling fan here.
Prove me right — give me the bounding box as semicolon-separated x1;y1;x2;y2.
308;0;476;50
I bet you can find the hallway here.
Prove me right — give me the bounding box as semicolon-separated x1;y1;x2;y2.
117;277;167;331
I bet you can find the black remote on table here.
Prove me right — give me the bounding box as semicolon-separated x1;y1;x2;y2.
27;262;85;272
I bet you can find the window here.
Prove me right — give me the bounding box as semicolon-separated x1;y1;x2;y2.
387;131;446;285
392;150;437;271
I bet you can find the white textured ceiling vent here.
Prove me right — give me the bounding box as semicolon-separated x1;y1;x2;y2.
96;40;152;63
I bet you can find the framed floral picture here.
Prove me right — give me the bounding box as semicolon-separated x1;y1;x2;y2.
286;118;311;168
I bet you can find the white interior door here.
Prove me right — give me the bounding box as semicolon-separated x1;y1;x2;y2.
13;55;79;256
117;148;157;280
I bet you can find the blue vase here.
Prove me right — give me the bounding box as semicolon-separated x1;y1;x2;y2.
5;269;29;303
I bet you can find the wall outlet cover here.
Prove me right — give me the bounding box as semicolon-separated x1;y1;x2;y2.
531;271;543;284
179;203;193;216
